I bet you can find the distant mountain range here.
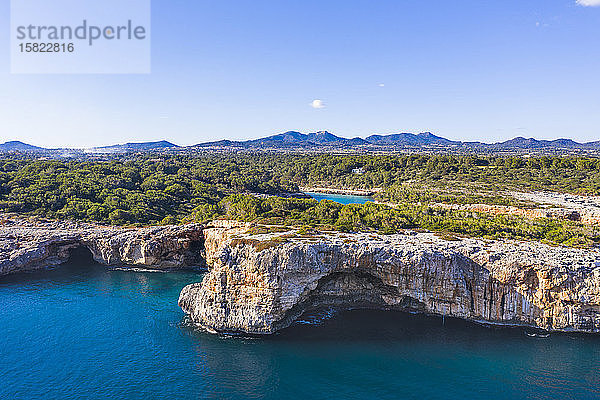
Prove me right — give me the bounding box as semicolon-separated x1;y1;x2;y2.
0;141;44;152
1;132;599;155
0;140;179;154
195;131;600;152
199;131;369;148
86;140;179;153
196;131;458;148
489;137;600;150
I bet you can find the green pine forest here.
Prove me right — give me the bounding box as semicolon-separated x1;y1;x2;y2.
1;154;599;247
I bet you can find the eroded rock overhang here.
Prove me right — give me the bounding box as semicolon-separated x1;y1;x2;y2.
179;226;600;335
0;218;207;275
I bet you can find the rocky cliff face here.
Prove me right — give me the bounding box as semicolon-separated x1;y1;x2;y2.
0;216;206;275
2;214;599;335
179;227;600;334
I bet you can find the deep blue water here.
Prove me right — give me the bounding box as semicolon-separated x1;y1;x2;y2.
305;192;373;205
1;260;600;400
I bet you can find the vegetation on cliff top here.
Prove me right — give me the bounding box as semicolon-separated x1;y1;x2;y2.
1;154;599;246
202;194;599;248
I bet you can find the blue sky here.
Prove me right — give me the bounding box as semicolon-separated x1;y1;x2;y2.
1;0;599;147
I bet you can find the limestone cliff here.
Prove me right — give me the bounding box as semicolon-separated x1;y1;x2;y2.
0;216;205;275
179;227;600;334
2;214;599;335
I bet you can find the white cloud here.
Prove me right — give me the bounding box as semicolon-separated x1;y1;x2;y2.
577;0;600;6
378;83;385;87
310;99;325;109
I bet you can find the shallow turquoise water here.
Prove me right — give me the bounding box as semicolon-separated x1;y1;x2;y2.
1;260;599;400
304;192;373;205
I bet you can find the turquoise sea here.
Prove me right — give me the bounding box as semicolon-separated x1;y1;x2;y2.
1;258;599;400
304;191;373;205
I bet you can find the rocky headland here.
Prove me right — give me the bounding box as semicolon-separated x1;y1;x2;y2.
1;215;599;335
179;224;600;335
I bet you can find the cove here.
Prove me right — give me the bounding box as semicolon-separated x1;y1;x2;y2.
304;191;373;205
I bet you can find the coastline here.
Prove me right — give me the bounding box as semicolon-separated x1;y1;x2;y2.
2;214;599;335
299;187;380;196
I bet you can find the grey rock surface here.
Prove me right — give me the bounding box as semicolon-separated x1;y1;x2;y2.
0;215;205;275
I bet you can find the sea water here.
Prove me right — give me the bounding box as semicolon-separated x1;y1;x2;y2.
304;192;373;205
1;260;599;399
